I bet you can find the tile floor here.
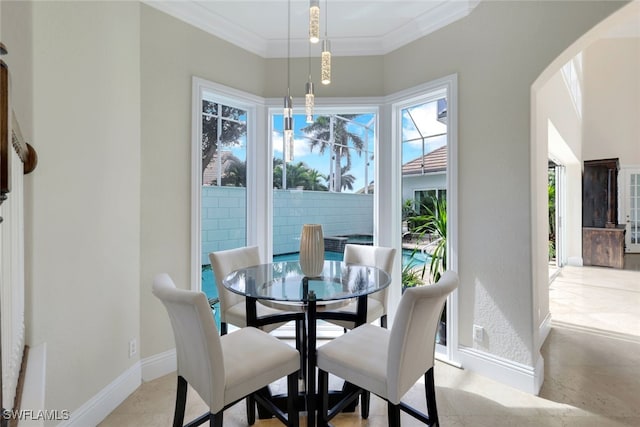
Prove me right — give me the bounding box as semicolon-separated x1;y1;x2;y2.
100;260;640;426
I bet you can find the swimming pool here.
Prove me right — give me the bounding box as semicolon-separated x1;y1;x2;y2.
341;234;374;245
402;248;430;266
203;248;428;301
202;247;429;329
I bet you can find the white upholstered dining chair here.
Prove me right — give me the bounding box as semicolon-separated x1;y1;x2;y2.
324;244;396;329
152;273;300;427
209;246;296;335
316;270;458;427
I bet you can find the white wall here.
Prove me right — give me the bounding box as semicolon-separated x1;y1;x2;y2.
29;1;141;419
538;70;584;269
402;173;447;204
583;37;640;165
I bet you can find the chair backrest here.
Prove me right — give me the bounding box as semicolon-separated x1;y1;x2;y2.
152;273;225;412
343;244;396;306
209;246;261;322
386;270;458;404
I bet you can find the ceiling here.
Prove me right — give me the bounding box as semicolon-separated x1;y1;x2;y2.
143;0;481;58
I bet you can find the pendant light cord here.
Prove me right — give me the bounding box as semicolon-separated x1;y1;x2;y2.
325;0;328;38
287;0;291;96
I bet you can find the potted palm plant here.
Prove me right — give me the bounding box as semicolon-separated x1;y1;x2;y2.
423;196;447;283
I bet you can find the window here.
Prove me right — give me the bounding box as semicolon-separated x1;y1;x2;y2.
396;85;454;353
192;78;260;312
561;53;583;118
270;108;377;258
201;100;247;187
415;189;447;215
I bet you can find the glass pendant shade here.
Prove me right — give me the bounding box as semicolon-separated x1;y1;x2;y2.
305;81;314;123
284;127;294;163
309;0;320;44
284;94;293;162
321;39;331;85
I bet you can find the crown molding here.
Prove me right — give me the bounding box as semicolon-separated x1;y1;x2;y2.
144;0;480;58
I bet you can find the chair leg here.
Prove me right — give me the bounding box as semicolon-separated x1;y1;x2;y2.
387;401;401;427
220;322;228;335
296;318;304;379
246;393;256;425
360;390;370;419
301;317;307;382
287;372;300;427
380;314;387;329
424;368;439;426
173;376;187;427
210;411;223;427
317;369;329;427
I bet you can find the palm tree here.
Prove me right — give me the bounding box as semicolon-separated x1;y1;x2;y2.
273;159;328;191
301;114;365;192
422;197;447;283
220;153;246;187
306;169;328;191
338;166;356;191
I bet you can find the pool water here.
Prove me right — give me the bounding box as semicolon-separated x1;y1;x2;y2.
202;247;429;329
342;234;374;245
402;248;430;266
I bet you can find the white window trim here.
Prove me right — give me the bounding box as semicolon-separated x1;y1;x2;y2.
385;74;459;365
190;76;458;365
191;77;264;290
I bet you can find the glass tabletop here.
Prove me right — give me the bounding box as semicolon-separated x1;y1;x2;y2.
222;260;391;303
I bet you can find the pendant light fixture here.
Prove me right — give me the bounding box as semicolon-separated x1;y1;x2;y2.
284;0;294;162
305;44;315;123
309;0;320;44
321;0;331;85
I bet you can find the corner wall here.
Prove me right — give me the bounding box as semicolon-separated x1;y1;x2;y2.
385;0;625;391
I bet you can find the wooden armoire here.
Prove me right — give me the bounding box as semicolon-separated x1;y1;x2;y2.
582;158;625;269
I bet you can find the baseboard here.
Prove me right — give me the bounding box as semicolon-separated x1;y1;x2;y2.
21;347;175;427
57;362;141;427
141;348;176;382
458;346;544;395
538;311;552;348
19;343;46;427
567;256;583;266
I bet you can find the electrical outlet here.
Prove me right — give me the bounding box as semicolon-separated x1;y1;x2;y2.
129;339;137;358
473;325;484;342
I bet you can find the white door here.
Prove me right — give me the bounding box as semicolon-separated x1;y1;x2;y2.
622;169;640;253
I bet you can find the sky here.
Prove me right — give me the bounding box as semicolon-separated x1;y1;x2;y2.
218;98;447;193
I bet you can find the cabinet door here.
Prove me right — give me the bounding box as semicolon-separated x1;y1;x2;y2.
583;165;609;227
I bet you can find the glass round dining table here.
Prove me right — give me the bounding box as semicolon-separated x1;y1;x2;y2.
223;259;391;427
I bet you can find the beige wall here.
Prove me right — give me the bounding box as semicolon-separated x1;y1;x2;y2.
264;55;385;99
28;0;141;417
384;0;625;365
583;37;640;164
139;5;268;358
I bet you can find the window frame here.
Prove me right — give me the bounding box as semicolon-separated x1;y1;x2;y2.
191;77;263;291
387;74;459;363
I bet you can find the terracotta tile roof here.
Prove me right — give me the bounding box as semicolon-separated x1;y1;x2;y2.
402;145;447;176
